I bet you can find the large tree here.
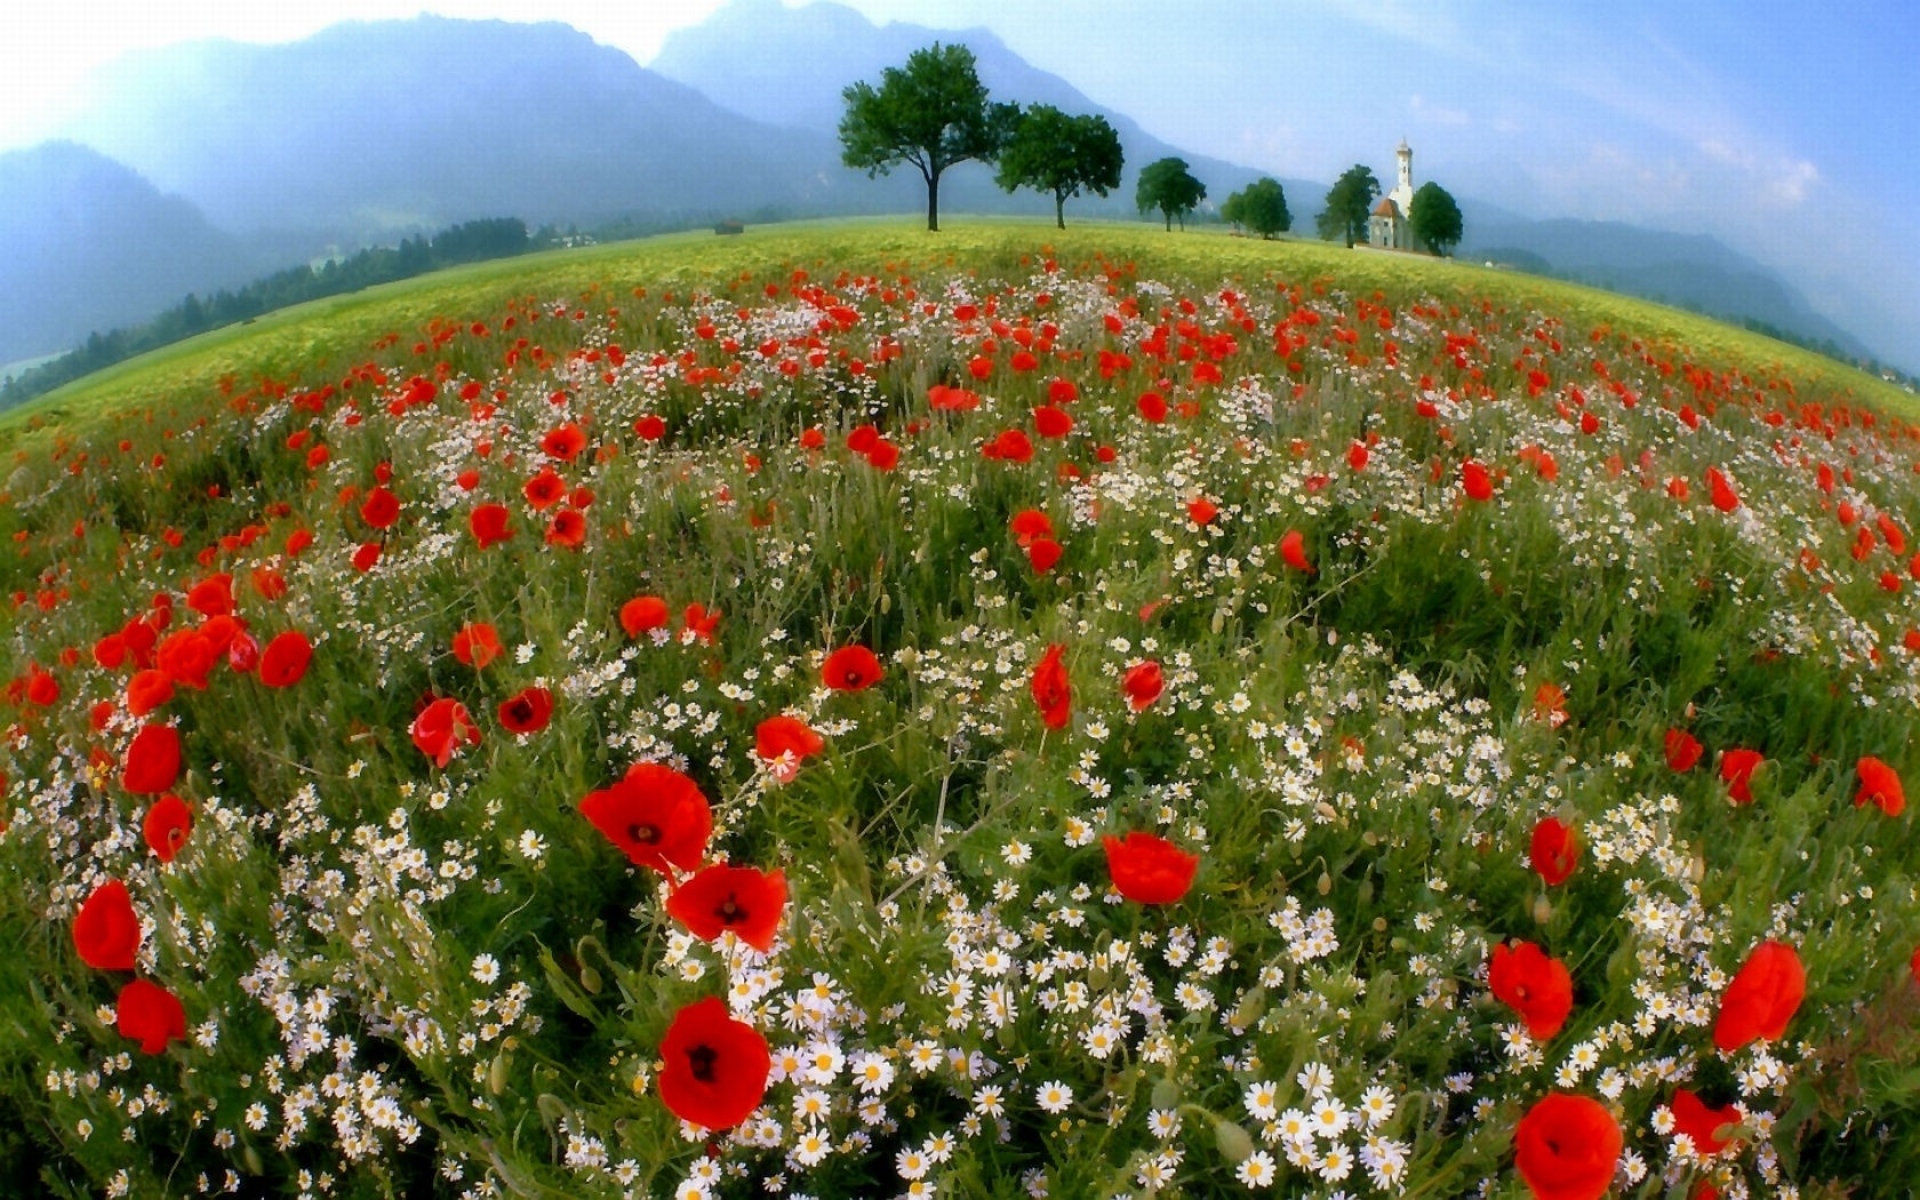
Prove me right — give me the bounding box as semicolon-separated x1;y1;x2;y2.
1136;157;1206;231
1316;164;1381;248
1233;176;1292;239
839;43;1017;232
1409;180;1464;256
994;105;1124;230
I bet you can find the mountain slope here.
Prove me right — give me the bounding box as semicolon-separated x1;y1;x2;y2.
57;17;843;238
0;142;258;364
1462;219;1874;361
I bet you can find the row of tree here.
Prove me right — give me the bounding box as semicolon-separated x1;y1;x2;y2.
837;42;1463;255
839;42;1121;231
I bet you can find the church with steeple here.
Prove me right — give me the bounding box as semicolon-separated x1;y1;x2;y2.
1367;140;1416;250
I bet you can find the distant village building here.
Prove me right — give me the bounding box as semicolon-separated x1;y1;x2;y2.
1367;139;1416;250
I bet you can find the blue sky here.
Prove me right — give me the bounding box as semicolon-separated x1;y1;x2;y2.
3;1;1916;369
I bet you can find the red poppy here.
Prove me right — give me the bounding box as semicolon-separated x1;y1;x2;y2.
122;723;182;794
1669;1087;1741;1155
185;573;234;618
452;622;503;668
754;715;824;782
523;468;565;510
579;762;712;876
1489;940;1574;1040
681;603;722;644
1664;728;1704;773
1707;467;1740;513
1121;660;1164;712
657;996;771;1130
1529;817;1579;887
1533;683;1569;725
927;384;980;412
1009;509;1054;547
156;628;217;690
470;503;513;548
981;429;1034;463
411;697;481;768
667;864;789;951
546;509;587;548
846;424;880;454
822;645;884;692
634;414;667;441
116;978;187;1055
1033;405;1073;438
1137;391;1168;423
498;686;554;734
258;631;313;688
360;486;401;530
1279;528;1314;574
1462;460;1494;501
143;794;193;862
1186;496;1219;526
541;423;587;461
73;879;141;970
23;665;59;706
1512;1092;1621;1200
1031;642;1071;730
620;595;671;638
1713;939;1805;1051
126;669;174;717
1026;538;1063;574
1855;756;1906;816
864;439;901;471
1347;440;1370;471
1103;831;1200;904
1718;748;1764;804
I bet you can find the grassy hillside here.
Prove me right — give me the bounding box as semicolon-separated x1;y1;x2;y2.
2;218;1916;1199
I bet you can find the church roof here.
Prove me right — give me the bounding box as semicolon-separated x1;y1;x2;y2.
1372;197;1401;218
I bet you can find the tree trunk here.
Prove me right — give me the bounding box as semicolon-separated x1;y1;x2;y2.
1055;191;1066;230
927;168;941;233
1163;208;1171;232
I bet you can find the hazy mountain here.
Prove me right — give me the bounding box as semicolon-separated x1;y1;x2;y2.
0;141;258;364
1462;219;1874;361
9;12;1882;380
56;17;845;238
651;0;1318;220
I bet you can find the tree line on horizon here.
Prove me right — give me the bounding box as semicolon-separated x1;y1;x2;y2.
838;41;1464;256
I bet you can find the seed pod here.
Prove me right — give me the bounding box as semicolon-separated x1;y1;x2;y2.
1150;1077;1182;1112
489;1051;510;1096
1317;871;1333;896
1230;986;1267;1029
1214;1118;1255;1163
1532;893;1553;925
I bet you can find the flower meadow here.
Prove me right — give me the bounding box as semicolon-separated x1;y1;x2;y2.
2;226;1918;1199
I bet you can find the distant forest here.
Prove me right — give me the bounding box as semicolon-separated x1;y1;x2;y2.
0;218;540;409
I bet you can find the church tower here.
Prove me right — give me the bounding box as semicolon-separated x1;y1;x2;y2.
1389;138;1414;218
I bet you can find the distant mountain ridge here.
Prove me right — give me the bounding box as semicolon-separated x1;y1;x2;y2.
0;10;1887;377
1463;219;1874;361
0;142;258;364
650;0;1320;216
55;17;842;237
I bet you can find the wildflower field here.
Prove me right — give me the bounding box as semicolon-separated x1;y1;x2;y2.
2;221;1918;1199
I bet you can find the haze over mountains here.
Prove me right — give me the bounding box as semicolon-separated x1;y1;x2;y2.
0;0;1891;372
